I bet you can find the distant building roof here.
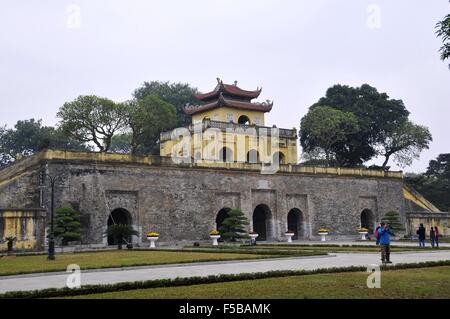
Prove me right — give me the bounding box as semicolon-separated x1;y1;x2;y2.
184;78;272;115
184;92;273;115
195;78;262;101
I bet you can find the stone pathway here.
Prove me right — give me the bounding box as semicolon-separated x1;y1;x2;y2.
264;240;450;247
1;250;450;294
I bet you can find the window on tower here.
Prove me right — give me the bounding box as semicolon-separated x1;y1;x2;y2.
238;115;250;125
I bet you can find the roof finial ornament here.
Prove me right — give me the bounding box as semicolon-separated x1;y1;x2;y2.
234;80;238;86
216;77;221;84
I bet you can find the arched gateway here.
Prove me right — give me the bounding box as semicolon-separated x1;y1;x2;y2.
361;209;376;234
107;208;132;246
216;208;230;231
252;204;272;241
287;208;304;240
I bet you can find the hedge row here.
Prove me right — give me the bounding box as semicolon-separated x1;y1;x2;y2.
1;260;450;299
180;248;326;256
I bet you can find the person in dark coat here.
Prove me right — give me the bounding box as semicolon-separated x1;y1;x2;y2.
430;227;436;248
434;226;440;248
416;224;426;247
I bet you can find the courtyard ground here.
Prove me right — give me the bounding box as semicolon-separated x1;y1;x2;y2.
1;249;449;295
192;244;450;253
0;249;290;276
68;265;450;299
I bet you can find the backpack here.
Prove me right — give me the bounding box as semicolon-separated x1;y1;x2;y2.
374;227;380;238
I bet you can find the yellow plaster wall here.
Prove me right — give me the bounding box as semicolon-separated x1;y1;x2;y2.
408;217;450;237
1;149;404;183
192;107;266;126
1;210;37;251
403;186;441;213
161;131;296;164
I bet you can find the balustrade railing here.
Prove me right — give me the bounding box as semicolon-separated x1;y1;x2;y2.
160;120;297;141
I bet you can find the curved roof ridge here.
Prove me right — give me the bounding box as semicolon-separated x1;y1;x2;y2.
195;79;261;101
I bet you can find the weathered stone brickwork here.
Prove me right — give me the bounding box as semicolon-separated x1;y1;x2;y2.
0;150;406;245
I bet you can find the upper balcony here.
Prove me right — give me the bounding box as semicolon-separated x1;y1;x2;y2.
160;119;297;142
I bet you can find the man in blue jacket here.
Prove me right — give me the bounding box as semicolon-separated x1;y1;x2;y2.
378;222;393;264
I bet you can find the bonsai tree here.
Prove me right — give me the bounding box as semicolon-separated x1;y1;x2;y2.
53;205;83;246
4;236;16;253
105;224;139;249
218;208;250;242
382;210;405;234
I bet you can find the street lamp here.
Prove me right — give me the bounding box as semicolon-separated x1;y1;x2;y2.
44;164;64;260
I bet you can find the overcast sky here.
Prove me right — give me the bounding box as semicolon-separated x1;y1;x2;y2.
0;0;449;173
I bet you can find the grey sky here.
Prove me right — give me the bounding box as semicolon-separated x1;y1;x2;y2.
0;0;449;172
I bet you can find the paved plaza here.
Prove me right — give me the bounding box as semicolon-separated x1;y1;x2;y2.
1;249;449;294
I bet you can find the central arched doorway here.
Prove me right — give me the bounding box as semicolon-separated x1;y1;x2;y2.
287;208;303;240
216;208;231;231
107;208;132;246
247;150;260;164
218;147;233;162
252;204;272;241
360;209;375;234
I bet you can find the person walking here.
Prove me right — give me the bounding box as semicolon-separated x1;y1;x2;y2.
430;227;436;248
374;224;382;245
434;226;440;248
379;222;393;264
417;223;426;247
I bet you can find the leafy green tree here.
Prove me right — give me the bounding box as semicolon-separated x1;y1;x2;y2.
110;133;133;154
218;208;250;242
436;8;450;69
133;81;198;127
381;211;405;234
300;106;360;166
0;119;88;167
124;95;177;155
53;205;83;246
426;153;450;179
57;95;128;152
377;120;432;169
105;224;139;250
308;84;410;166
405;154;450;212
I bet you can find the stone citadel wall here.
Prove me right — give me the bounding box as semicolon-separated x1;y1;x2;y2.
0;150;405;246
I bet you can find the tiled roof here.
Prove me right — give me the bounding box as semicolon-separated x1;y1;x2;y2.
184;93;273;115
195;79;262;101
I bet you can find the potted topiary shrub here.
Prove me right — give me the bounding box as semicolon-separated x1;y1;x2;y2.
146;232;160;249
5;236;16;255
210;230;221;246
318;228;329;242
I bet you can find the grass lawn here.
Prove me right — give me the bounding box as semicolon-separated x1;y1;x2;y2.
71;266;450;299
399;237;450;243
0;250;283;276
190;244;450;253
253;245;449;253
